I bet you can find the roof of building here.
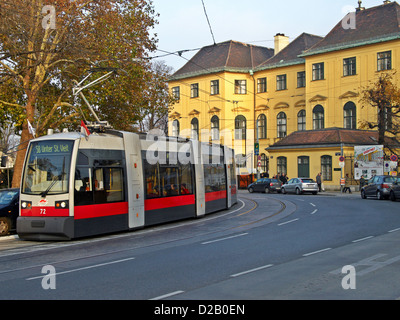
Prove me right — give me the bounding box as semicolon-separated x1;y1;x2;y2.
302;1;400;57
256;33;323;70
170;40;274;80
267;127;400;150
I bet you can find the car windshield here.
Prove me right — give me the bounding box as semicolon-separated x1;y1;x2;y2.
22;140;74;196
301;178;314;183
0;190;18;205
383;176;397;183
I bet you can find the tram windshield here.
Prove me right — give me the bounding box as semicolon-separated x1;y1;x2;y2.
22;140;74;196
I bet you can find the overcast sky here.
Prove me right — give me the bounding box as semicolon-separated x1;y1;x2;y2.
150;0;388;72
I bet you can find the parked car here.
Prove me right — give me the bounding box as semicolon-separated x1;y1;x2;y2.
361;175;397;200
0;188;19;236
248;178;282;194
281;178;319;195
390;179;400;201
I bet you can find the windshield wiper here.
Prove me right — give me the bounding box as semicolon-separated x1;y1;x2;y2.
40;175;59;198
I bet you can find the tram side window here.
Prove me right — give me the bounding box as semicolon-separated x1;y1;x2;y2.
75;168;93;206
144;160;194;199
93;168;124;204
204;164;226;193
145;161;160;198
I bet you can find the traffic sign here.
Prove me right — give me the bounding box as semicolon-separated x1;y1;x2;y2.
390;155;398;162
339;156;345;162
254;143;259;156
339;161;345;168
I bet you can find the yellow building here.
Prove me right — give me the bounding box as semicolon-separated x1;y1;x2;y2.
168;1;400;190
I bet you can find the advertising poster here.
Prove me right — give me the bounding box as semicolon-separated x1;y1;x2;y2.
354;145;384;180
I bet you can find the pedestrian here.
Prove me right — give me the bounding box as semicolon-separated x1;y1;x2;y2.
280;172;287;185
316;172;322;192
359;175;366;191
343;174;352;193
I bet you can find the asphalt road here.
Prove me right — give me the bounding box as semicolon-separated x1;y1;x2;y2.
0;190;400;304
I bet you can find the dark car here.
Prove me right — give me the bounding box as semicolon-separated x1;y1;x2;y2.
361;175;397;200
0;188;19;236
248;178;282;194
389;177;400;201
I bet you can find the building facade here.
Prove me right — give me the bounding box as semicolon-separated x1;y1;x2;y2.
168;1;400;189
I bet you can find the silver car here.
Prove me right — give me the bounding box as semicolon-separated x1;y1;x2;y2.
281;178;319;195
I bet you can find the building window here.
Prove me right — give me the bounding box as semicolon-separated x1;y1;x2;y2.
260;153;268;173
298;156;310;178
172;86;180;100
190;83;199;98
257;78;267;93
344;102;357;129
235;80;247;94
377;51;392;71
277;156;287;175
257;114;267;139
211;115;220;141
211;80;219;95
321;155;332;181
297;110;306;131
312;63;324;81
313;105;324;129
343;57;356;76
277;112;287;138
276;74;287;91
297;71;306;88
191;118;199;140
172;119;180;137
235;115;246;140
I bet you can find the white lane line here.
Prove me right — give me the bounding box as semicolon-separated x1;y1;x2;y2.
389;228;400;233
311;209;318;215
150;291;185;300
26;257;135;280
278;219;299;226
231;264;273;278
202;233;248;245
310;203;316;207
303;248;332;257
352;236;374;243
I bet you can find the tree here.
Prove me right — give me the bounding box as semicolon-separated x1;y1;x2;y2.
360;72;400;150
0;0;159;187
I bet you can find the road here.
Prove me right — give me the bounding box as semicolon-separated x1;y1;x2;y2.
0;190;400;304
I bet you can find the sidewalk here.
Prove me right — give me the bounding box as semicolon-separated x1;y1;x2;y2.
318;190;360;197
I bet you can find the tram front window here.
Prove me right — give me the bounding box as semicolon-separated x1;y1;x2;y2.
22;140;74;196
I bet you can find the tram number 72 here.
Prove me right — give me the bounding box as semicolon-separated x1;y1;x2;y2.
40;209;47;215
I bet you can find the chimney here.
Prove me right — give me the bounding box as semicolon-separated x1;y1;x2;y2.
274;33;289;55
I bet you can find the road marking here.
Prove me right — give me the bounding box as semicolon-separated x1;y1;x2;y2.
303;248;332;257
310;203;316;207
311;209;318;215
278;219;299;226
231;264;273;278
352;236;374;243
26;257;135;280
202;233;248;245
388;228;400;233
150;291;185;300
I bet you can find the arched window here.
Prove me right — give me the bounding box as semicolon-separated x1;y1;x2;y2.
191;118;199;140
344;102;357;129
297;110;306;131
211;115;220;141
235;115;246;140
257;114;267;139
313;105;324;130
172;119;180;137
260;153;268;173
277;112;287;138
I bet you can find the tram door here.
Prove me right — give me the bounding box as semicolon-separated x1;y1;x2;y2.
123;132;145;229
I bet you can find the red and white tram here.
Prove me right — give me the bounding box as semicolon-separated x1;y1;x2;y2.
17;129;237;240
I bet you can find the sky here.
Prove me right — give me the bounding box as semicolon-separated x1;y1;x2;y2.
150;0;388;72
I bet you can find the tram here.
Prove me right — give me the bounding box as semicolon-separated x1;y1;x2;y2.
17;127;238;240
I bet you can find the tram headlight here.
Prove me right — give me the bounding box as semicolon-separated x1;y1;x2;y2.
55;200;69;209
21;201;32;209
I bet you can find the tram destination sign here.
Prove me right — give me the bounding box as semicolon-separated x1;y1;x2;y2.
32;141;72;155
